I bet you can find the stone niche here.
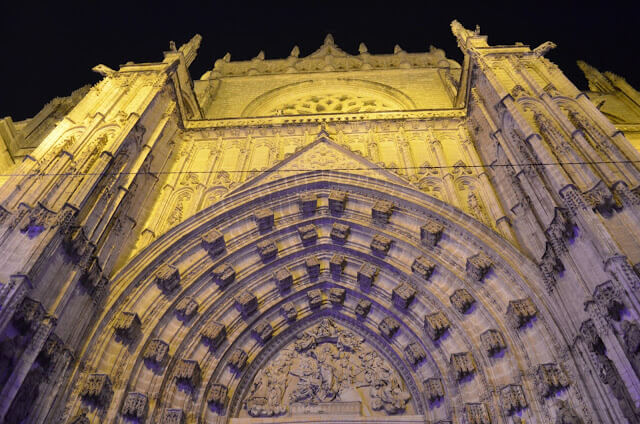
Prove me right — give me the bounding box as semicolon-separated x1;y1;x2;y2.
241;318;413;418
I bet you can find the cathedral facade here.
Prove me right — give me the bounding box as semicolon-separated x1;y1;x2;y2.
1;21;640;423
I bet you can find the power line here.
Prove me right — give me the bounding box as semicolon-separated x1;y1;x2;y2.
1;159;639;178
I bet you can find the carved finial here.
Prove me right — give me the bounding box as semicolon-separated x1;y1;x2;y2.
169;40;177;52
451;19;477;45
222;52;231;62
92;64;115;77
533;41;557;57
394;44;404;54
475;24;481;35
324;34;335;45
290;45;300;58
254;50;265;60
358;42;368;54
577;60;614;92
178;34;203;67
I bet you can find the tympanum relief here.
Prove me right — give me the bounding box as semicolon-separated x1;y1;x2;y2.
242;318;412;417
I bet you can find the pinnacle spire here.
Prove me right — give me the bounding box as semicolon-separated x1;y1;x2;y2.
324;34;335;46
178;34;203;67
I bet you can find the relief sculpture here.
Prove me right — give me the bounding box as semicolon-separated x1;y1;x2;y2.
243;318;411;417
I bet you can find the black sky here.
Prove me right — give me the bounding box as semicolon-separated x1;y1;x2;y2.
1;1;639;121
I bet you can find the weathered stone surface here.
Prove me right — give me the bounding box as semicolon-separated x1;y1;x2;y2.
379;316;400;338
329;190;347;213
420;219;443;247
113;311;141;342
307;289;323;309
175;296;198;318
412;256;435;280
229;348;248;371
451;351;476;380
212;263;235;287
256;239;278;260
175;359;201;388
501;384;527;415
297;223;318;244
255;208;274;231
481;329;506;356
355;299;372;317
450;288;475;313
235;291;258;316
201;321;226;349
161;408;184;424
201;228;226;256
424;311;450;341
253;320;273;343
281;301;297;321
156;263;180;292
329;254;346;275
392;282;416;309
404;342;426;365
424;378;444;402
122;392;147;419
466;252;492;282
270;268;290;292
370;233;392;255
143;339;169;365
372;200;393;224
300;192;317;214
537;363;569;397
80;374;112;407
305;255;320;278
507;297;538;329
329;287;346;305
357;262;378;289
330;222;350;242
208;384;228;409
464;402;491;424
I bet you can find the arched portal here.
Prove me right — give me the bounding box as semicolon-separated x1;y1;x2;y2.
59;149;590;424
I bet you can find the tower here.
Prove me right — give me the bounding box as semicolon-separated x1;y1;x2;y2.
0;21;639;423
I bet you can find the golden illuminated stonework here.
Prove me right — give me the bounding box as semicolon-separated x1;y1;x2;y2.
1;21;640;424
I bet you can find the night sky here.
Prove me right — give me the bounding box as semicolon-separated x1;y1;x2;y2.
1;1;638;121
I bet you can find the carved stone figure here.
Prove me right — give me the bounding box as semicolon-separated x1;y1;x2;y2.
412;256;435;280
243;318;411;417
331;222;350;242
372;200;394;224
212;263;235;288
305;256;320;278
466;252;492;282
208;384;228;409
379;316;400;338
12;297;45;334
329;287;346;305
329;191;347;214
175;296;198;318
465;402;491;424
229;348;249;371
122;392;147;419
161;408;184;424
622;320;640;354
255;208;274;231
392;282;416;309
451;352;476;380
424;378;444;402
371;234;392;255
501;384;527;415
330;254;346;275
201;228;226;256
155;263;180;293
450;288;475;313
307;289;323;309
537;363;569;397
300;192;317;214
253;321;273;343
355;299;372;317
281;301;297;321
298;223;318;244
175;359;201;388
257;239;278;261
420;219;443;247
507;298;538;328
425;311;450;341
357;262;378;289
143;339;170;365
113;311;141;342
235;291;258;316
274;267;293;291
404;342;426;365
481;329;506;356
79;374;112;407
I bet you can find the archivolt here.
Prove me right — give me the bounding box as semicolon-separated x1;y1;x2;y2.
61;171;588;423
